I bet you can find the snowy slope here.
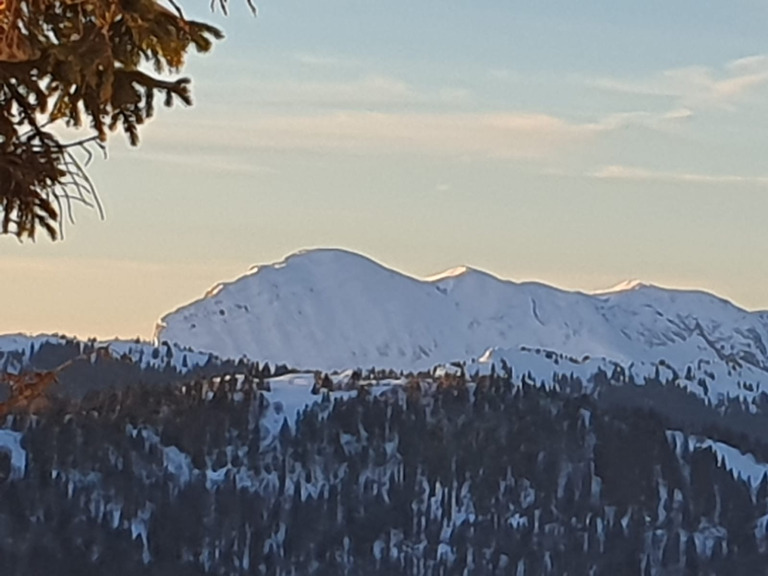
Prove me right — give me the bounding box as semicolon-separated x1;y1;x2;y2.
0;334;65;373
470;345;768;405
156;250;454;370
0;333;218;374
667;430;768;488
155;249;768;384
0;429;26;480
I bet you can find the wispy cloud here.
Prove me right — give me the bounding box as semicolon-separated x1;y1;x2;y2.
592;54;768;110
237;75;472;109
590;165;768;186
594;108;694;132
153;105;684;158
121;151;278;175
148;108;687;160
727;55;768;72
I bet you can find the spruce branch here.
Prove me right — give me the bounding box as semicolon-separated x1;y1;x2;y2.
0;0;229;240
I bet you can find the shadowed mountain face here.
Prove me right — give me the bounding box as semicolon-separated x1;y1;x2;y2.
154;248;768;375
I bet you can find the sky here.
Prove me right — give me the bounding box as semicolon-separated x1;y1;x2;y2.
2;0;768;339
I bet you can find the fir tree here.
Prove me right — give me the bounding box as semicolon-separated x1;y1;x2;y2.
0;0;253;239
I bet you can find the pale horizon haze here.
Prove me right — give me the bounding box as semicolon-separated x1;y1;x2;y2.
2;0;768;340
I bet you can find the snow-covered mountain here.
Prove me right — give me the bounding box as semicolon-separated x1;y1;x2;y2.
155;248;768;384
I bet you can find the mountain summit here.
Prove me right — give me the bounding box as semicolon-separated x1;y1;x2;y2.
592;278;654;294
155;248;768;375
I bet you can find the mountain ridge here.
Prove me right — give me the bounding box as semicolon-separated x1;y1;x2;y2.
154;248;768;382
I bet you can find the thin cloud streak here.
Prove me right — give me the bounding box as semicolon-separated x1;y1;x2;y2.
146;108;689;159
217;75;473;109
591;54;768;110
590;165;768;186
119;150;279;176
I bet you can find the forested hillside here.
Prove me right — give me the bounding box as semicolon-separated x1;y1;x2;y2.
3;361;768;575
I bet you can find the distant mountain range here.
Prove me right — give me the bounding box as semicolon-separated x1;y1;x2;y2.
3;248;767;405
152;248;768;398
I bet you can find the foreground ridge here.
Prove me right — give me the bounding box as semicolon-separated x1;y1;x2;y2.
3;359;768;574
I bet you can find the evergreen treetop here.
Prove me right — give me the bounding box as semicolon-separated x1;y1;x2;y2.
0;0;248;239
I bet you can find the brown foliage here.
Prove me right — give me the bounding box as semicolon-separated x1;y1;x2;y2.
0;346;118;416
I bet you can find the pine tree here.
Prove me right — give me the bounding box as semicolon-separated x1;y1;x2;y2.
0;0;252;239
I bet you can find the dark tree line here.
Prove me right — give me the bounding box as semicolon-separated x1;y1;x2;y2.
2;360;768;574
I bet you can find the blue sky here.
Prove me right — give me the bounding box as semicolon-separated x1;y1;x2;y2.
2;0;767;338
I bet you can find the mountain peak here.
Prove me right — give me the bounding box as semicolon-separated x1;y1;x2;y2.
247;248;381;272
425;265;474;282
203;249;389;299
593;279;654;295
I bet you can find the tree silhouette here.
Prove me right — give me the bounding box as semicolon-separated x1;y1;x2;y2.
0;0;252;240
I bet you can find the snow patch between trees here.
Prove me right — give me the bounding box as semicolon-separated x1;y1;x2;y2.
667;430;768;488
0;429;26;479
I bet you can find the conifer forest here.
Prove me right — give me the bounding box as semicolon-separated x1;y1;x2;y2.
3;341;768;575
